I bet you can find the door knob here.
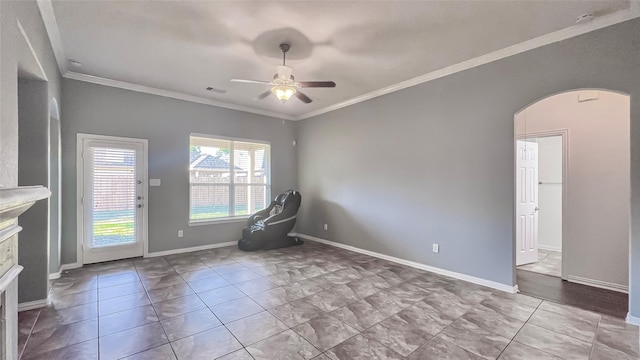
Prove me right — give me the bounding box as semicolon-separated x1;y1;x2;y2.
137;196;143;200
137;204;143;208
534;207;540;212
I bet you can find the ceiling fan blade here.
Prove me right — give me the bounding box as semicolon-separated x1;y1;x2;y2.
297;81;336;88
295;91;312;104
230;79;272;85
256;90;272;100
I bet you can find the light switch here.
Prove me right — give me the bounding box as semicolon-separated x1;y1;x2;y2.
150;179;161;186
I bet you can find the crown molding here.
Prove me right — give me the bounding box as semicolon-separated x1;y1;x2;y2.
36;0;67;75
63;72;296;120
295;7;640;120
16;19;48;81
37;0;639;121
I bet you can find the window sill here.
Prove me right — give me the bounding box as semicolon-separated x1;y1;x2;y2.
188;217;249;227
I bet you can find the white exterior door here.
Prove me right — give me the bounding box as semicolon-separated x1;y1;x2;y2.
78;134;147;264
516;140;539;266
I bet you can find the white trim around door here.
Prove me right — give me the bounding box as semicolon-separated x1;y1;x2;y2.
76;134;149;264
516;130;569;280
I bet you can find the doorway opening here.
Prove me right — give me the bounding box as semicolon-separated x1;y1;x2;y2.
513;89;630;318
77;134;149;264
516;134;564;278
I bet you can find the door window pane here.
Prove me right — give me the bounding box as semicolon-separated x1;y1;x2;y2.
90;147;137;247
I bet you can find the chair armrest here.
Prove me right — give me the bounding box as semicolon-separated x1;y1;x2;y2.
248;202;275;225
262;206;297;226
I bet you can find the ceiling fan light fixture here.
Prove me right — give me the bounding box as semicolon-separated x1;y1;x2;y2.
272;85;296;102
232;43;335;104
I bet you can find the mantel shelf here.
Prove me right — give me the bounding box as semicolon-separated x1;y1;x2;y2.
0;186;51;212
0;186;51;234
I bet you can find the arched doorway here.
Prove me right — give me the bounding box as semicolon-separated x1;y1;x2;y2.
514;89;630;317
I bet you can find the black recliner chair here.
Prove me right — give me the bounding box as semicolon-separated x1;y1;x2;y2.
238;190;303;251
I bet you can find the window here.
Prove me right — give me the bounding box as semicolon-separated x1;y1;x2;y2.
189;134;271;223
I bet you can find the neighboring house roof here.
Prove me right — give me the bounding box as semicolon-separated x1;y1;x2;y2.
190;152;201;164
190;154;242;170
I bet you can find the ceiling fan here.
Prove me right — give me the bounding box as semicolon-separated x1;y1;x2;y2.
231;43;336;104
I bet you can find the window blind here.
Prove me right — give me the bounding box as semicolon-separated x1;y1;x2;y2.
89;147;137;247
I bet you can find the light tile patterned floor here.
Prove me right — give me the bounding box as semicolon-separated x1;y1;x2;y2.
18;242;638;359
517;249;562;277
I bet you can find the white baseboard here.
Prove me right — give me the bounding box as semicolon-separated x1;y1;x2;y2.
60;263;82;271
146;241;237;258
18;296;50;311
50;263;83;279
538;244;562;252
567;275;628;294
294;233;517;293
626;313;640;326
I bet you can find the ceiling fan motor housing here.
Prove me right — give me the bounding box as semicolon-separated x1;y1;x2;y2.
276;66;294;82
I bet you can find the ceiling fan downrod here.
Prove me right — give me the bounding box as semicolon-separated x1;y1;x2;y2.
280;43;290;66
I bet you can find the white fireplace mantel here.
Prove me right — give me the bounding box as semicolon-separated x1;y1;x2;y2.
0;186;51;360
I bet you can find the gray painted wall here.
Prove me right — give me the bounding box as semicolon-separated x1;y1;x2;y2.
1;1;63;303
18;79;51;303
61;79;297;263
295;19;640;316
49;114;61;274
0;0;62;187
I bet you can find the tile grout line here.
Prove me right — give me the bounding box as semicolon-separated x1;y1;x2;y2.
103;260;186;358
142;274;176;360
525;304;603;344
18;308;42;360
97;292;101;359
336;287;423;357
401;289;484;359
588;315;602;359
189;258;256;358
493;296;545;359
119;255;244;359
168;258;243;358
506;300;601;359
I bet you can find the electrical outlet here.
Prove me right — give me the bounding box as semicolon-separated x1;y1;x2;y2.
178;230;183;238
323;224;328;231
432;244;439;253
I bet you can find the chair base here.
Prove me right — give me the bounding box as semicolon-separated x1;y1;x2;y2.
238;235;303;252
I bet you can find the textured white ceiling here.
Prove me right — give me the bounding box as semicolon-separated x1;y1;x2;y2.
51;1;630;117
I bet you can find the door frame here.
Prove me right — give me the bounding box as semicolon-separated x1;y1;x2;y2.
515;129;569;281
76;133;149;264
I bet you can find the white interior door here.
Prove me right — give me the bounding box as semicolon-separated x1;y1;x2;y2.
79;135;147;264
516;140;539;266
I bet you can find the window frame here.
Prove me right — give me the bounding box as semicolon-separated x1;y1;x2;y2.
188;133;271;226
